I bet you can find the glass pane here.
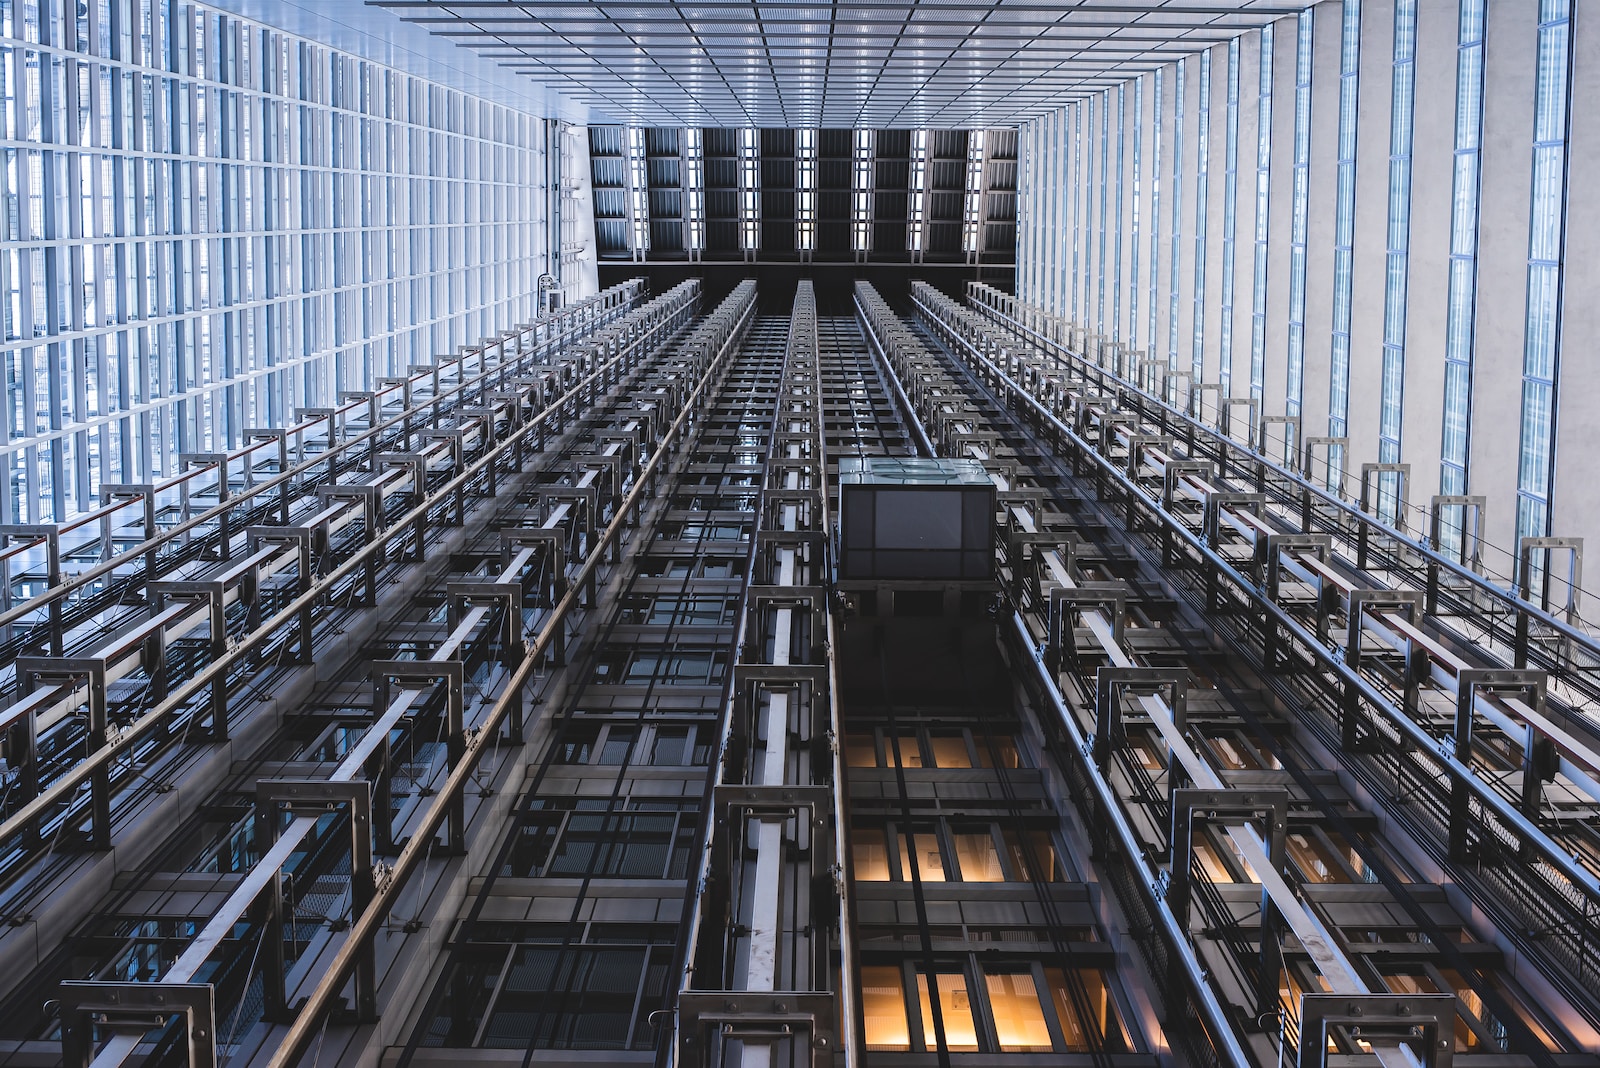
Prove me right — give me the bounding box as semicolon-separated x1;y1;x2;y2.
861;966;911;1051
899;833;946;881
954;831;1004;882
1045;967;1126;1052
845;733;878;768
929;735;972;768
985;970;1053;1051
976;734;1020;768
893;735;924;768
852;829;891;881
1006;830;1060;882
916;971;979;1051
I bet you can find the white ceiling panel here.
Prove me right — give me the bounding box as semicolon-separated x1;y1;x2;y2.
373;0;1310;126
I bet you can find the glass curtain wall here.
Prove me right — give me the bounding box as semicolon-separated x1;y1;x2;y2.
0;0;548;522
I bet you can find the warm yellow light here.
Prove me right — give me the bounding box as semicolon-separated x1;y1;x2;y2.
852;832;891;881
954;832;1004;882
861;966;910;1051
985;971;1053;1051
929;735;971;768
916;972;979;1051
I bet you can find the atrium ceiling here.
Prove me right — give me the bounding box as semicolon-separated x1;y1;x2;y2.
370;0;1307;127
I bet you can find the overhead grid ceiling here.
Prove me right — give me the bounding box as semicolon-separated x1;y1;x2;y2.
370;1;1308;128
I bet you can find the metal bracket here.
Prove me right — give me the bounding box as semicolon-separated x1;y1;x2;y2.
60;980;217;1068
1095;667;1188;769
1170;787;1289;1020
677;991;836;1068
1451;669;1550;861
373;661;466;853
255;779;377;1022
1049;583;1128;669
1296;993;1456;1068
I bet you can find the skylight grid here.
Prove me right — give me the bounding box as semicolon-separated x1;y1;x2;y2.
380;0;1295;127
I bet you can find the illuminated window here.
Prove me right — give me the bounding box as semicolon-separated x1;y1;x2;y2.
898;831;947;881
953;829;1005;882
1045;967;1130;1051
885;733;920;767
862;965;912;1051
852;827;893;881
844;732;877;767
929;734;972;768
975;733;1021;768
860;960;1134;1053
916;970;979;1051
984;970;1053;1051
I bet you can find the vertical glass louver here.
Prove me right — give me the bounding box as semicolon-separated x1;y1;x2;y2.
796;127;817;252
1168;58;1185;372
626;126;651;255
1220;39;1240;394
1377;0;1418;523
1327;0;1362;489
1098;94;1110;336
1516;0;1574;543
1085;96;1097;328
739;127;760;252
1286;11;1315;422
685;127;706;253
1075;107;1088;329
1250;25;1275;406
851;129;873;254
962;129;987;257
908;129;929;253
1112;85;1125;343
1130;77;1144;354
1150;69;1163;358
1439;0;1486;511
1192;51;1211;383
